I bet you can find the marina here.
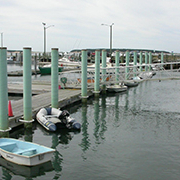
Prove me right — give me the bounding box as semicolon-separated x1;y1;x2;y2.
1;49;180;179
1;78;180;179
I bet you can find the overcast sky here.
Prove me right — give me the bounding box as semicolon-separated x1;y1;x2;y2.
1;0;180;53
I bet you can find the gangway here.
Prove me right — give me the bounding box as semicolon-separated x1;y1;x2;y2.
59;62;180;88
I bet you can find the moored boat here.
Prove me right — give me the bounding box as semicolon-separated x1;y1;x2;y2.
106;84;128;93
38;64;63;75
0;138;55;166
124;80;139;87
36;107;81;131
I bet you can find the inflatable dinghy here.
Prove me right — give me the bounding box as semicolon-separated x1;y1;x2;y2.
36;107;81;131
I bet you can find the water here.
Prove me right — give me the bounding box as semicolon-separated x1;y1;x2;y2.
2;65;180;179
1;81;180;179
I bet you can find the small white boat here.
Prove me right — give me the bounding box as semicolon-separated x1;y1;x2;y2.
0;138;55;166
36;107;81;131
7;56;14;64
58;57;81;68
106;84;128;93
124;80;139;87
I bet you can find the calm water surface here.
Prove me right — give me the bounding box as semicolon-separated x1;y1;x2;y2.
2;66;180;179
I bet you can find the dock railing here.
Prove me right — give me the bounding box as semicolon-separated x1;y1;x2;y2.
58;62;180;88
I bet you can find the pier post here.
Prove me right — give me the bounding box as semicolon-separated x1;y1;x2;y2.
125;51;129;80
34;53;37;75
51;48;59;108
22;47;33;127
133;51;137;78
115;51;120;84
81;50;88;102
102;50;107;93
0;47;10;133
145;52;148;71
161;52;164;64
149;52;152;71
94;50;100;97
139;51;143;72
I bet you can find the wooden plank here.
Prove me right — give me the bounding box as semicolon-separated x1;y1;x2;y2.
8;89;92;129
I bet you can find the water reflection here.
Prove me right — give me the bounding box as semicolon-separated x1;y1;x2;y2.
0;157;53;179
79;103;90;159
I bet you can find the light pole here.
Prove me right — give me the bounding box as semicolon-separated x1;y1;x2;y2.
0;32;3;47
42;22;54;58
101;23;114;57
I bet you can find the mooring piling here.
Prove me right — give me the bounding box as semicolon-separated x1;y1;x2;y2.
145;52;148;71
81;49;88;101
0;47;10;132
133;51;137;78
139;51;143;72
161;52;164;64
102;50;107;93
149;52;152;71
22;47;33;125
125;50;130;80
51;48;59;108
94;50;100;96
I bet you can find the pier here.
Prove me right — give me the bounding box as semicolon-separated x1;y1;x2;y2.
2;48;180;133
8;81;93;129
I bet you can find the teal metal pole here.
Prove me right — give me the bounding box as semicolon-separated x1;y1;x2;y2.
161;52;164;69
102;50;107;92
161;52;164;63
51;48;59;108
145;52;148;71
133;51;137;78
149;52;152;71
125;51;129;80
0;47;9;131
139;51;143;72
115;51;119;84
94;50;100;94
81;50;87;99
23;47;32;122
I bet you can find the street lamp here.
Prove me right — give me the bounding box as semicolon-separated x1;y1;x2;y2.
101;23;114;57
42;22;54;58
0;32;3;47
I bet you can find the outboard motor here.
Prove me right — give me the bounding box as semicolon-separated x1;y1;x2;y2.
66;116;81;130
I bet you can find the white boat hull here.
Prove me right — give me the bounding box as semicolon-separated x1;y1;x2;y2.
0;138;55;166
107;85;128;93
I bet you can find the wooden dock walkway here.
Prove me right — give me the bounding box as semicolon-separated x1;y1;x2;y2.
8;82;92;130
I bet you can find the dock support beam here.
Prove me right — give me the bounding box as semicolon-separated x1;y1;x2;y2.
51;48;59;108
22;47;33;127
102;50;107;93
81;50;88;102
115;51;119;84
125;51;129;80
94;50;100;97
0;47;10;133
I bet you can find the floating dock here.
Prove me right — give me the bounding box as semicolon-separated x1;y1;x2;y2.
8;81;92;129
